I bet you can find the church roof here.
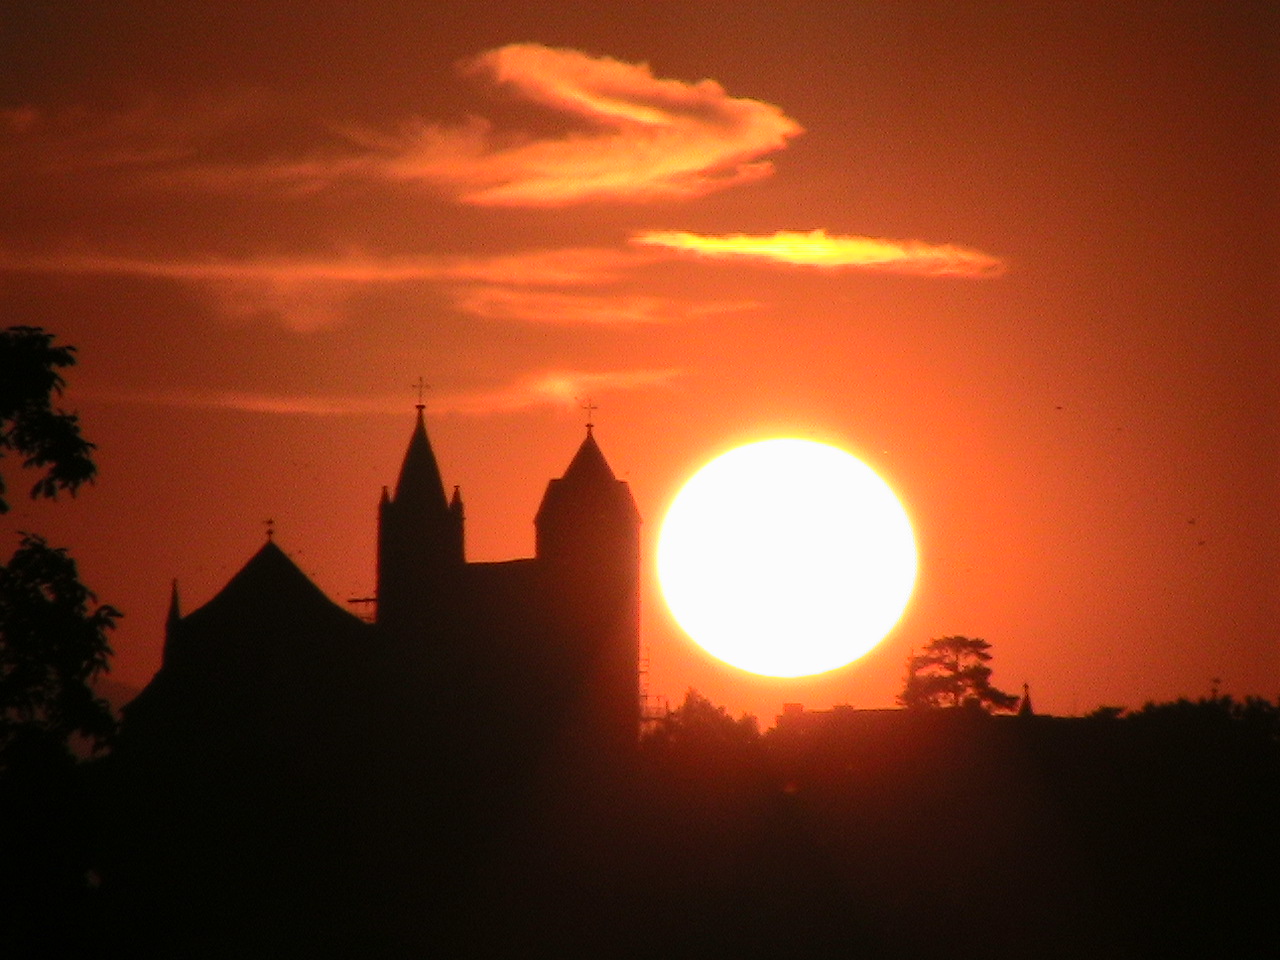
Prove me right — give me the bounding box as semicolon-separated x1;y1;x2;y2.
560;427;617;485
393;407;448;508
181;538;366;637
535;428;640;527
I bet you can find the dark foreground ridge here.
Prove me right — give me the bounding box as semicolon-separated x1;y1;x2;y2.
45;701;1280;958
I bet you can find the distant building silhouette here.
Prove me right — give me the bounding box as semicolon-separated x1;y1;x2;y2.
125;409;641;766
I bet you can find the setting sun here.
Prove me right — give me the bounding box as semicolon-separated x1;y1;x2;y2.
657;439;918;677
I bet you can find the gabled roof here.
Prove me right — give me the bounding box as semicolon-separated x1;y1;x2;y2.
181;538;366;637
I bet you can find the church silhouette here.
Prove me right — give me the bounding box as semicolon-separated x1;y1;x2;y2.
107;408;644;953
129;403;641;757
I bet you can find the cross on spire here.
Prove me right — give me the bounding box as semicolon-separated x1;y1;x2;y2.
577;396;598;431
412;377;430;410
264;518;275;540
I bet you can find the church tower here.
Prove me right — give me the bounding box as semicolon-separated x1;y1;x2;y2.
376;404;464;633
535;425;642;746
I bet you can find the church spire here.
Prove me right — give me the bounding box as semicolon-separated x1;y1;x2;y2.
166;578;182;626
376;401;465;629
393;406;450;509
1017;682;1035;717
162;578;183;667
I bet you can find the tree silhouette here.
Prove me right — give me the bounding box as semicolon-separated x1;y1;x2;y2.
897;636;1019;712
1;534;119;764
642;688;760;752
0;330;115;958
0;327;115;765
0;326;96;514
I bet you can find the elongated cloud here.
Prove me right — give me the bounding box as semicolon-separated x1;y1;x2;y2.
92;367;682;417
0;247;661;330
0;247;638;286
633;229;1005;277
454;367;684;414
433;44;803;205
0;245;745;330
5;46;801;207
451;286;754;326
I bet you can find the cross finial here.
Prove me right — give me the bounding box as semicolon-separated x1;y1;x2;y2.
412;377;429;411
577;396;598;431
264;518;275;540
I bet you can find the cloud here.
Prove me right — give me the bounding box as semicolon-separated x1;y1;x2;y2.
437;246;649;286
89;367;682;417
450;285;752;326
0;247;661;330
632;229;1006;277
5;46;800;207
428;44;803;205
0;247;638;286
0;95;285;182
447;367;684;414
0;250;422;332
0;246;744;330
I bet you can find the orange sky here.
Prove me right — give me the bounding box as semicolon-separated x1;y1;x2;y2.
2;2;1276;722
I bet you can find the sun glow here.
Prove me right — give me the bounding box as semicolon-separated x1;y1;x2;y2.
658;439;917;677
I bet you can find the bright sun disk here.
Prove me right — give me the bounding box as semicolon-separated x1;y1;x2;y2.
657;438;917;678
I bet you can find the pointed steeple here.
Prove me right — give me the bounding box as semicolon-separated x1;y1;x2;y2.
376;405;465;630
162;578;183;668
394;407;449;509
166;578;182;627
1018;682;1035;717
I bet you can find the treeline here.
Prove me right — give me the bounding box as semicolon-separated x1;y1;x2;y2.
630;688;1280;960
4;687;1278;958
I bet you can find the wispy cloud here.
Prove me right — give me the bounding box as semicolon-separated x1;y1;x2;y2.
0;245;751;330
449;367;684;414
441;246;650;285
632;229;1005;277
450;285;753;326
0;247;668;330
323;45;801;205
89;367;683;417
0;247;639;286
1;94;288;181
432;44;804;205
5;46;801;208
